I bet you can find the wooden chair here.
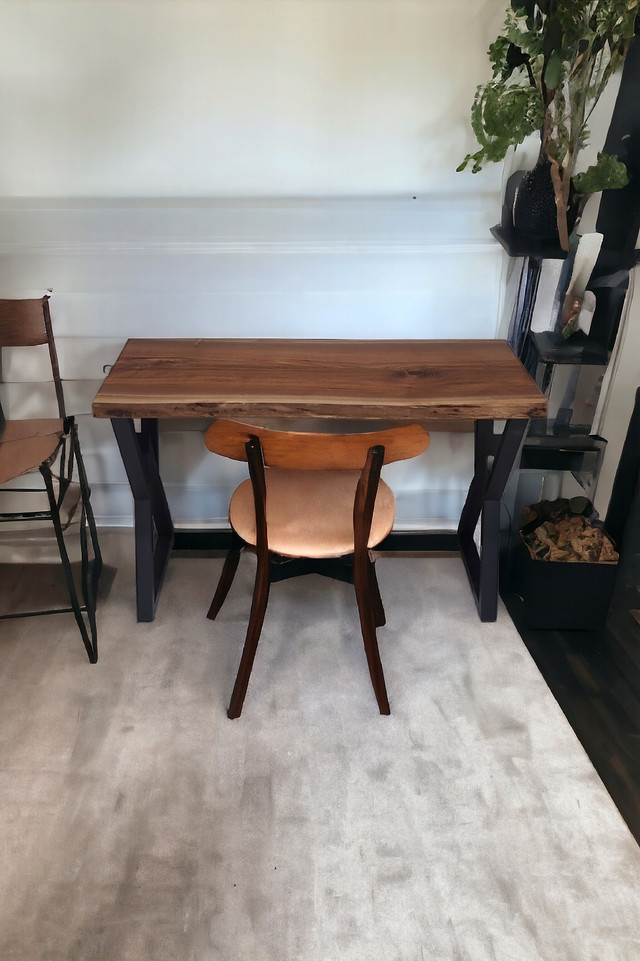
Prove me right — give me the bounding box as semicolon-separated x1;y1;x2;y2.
204;419;430;718
0;295;102;661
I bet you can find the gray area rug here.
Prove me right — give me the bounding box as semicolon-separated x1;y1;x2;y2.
0;531;639;961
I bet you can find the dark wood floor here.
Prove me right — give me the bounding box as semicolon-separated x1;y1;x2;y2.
502;490;640;847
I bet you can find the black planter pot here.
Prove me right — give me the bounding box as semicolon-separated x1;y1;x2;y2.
511;156;578;244
513;157;560;240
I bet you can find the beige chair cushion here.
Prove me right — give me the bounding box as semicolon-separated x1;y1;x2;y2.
229;468;396;558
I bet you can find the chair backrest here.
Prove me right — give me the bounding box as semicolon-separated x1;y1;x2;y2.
0;295;65;419
204;420;430;469
209;420;429;560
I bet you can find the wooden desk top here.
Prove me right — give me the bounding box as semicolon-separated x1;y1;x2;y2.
92;338;547;422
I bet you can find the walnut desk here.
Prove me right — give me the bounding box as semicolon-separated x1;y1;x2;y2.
92;338;547;623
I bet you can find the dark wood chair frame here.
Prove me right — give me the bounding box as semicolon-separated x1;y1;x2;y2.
207;434;391;719
0;296;102;662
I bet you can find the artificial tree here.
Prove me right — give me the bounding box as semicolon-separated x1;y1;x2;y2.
458;0;639;251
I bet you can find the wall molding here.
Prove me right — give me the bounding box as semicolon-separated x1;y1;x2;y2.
0;239;498;256
0;193;502;244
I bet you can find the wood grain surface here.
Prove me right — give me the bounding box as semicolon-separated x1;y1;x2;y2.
92;338;547;421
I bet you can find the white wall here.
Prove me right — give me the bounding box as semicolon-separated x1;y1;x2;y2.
0;0;509;528
0;0;503;198
7;0;636;530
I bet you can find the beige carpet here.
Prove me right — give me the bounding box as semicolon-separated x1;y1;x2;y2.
0;530;639;961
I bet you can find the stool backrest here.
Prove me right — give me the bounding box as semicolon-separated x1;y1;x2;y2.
0;296;65;419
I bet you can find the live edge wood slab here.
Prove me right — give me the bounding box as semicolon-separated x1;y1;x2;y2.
92;338;547;423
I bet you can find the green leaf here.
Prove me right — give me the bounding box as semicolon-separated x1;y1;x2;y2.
573;152;629;194
457;0;640;180
544;50;563;89
459;79;544;172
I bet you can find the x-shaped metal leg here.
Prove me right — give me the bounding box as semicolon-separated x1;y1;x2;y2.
458;419;528;621
112;418;174;621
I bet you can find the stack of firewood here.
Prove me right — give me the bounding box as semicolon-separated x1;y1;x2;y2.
521;502;618;564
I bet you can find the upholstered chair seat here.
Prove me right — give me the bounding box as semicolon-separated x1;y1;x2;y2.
229;469;396;559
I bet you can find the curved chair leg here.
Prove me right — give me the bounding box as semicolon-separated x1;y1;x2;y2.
227;554;271;719
368;556;386;627
207;536;243;621
353;553;390;715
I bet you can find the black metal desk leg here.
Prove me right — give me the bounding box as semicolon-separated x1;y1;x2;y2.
112;418;175;621
458;419;527;622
